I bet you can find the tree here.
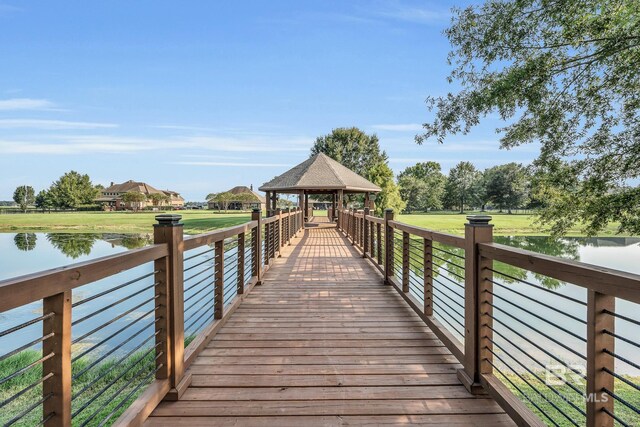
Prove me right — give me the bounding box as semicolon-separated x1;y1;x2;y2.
443;162;482;213
209;192;234;212
14;233;37;251
13;185;35;212
397;162;446;212
311;127;405;215
34;190;54;212
483;163;529;213
48;171;99;209
121;191;147;211
418;1;640;235
148;193;170;207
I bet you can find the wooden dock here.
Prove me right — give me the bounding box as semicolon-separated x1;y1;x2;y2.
146;223;515;426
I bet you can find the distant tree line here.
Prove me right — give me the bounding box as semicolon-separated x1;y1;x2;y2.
398;161;538;214
12;171;102;212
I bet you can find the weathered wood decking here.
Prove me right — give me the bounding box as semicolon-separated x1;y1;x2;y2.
146;220;515;426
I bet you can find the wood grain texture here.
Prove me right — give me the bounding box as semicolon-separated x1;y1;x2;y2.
147;225;514;426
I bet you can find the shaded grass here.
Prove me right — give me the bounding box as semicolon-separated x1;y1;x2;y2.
0;211;250;234
0;349;156;426
502;372;640;427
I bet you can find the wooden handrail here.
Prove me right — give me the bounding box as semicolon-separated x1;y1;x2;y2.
183;221;258;251
478;241;640;303
388;220;465;248
0;244;168;312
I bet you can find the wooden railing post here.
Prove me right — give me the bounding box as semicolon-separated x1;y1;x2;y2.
153;214;190;400
251;209;262;285
424;238;433;316
276;208;282;254
264;220;271;267
587;290;615;427
214;239;224;319
363;207;370;257
237;232;245;295
43;291;71;426
459;215;493;395
384;209;394;285
402;232;410;293
376;222;382;265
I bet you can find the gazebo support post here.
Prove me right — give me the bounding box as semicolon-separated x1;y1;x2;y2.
304;193;309;223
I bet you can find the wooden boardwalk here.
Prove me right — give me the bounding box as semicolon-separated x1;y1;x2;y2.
146;221;515;426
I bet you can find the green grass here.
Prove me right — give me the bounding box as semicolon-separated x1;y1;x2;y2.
0;348;157;426
502;372;640;427
397;211;626;236
0;210;251;234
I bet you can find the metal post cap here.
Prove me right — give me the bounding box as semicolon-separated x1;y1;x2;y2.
466;215;492;225
155;214;182;225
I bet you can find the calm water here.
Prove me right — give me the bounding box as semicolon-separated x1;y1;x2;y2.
0;232;638;376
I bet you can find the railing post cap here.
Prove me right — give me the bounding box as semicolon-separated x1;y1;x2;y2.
154;214;182;226
466;215;492;226
252;208;260;213
385;209;394;213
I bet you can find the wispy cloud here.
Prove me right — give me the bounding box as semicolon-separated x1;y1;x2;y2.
0;140;151;154
0;98;56;111
0;119;118;129
0;3;22;14
170;161;290;167
372;123;423;132
371;2;450;25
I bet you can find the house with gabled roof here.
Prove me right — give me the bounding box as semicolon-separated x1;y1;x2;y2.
96;180;184;210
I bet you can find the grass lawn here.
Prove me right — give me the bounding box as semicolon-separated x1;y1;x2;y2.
0;209;630;237
397;211;625;236
0;210;251;234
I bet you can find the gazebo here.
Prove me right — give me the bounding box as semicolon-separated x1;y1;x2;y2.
259;153;381;222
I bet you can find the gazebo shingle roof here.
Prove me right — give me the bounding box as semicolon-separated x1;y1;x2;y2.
259;153;381;193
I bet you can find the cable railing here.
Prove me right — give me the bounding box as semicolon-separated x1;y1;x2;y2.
0;207;303;426
338;208;640;427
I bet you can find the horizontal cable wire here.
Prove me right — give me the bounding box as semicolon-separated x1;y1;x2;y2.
603;309;640;326
602;367;640;392
184;302;214;334
72;343;161;418
432;275;465;297
431;252;465;271
489;278;586;325
183;256;212;273
73;282;157;326
73;271;156;308
433;263;465;282
72;294;157;344
183;247;214;262
603;349;640;371
602;387;640;415
432;283;465;312
184;264;213;284
184;271;215;294
0;333;54;363
73;331;160;399
189;312;214;337
72;320;157;381
184;279;214;306
433;245;465;259
485;335;586;418
487;312;587;379
603;329;640;349
432;299;465;334
0;372;53;409
485;352;564;427
486;289;586;343
486;323;585;397
489;268;586;306
4;392;53;427
602;408;631;427
0;312;54;338
71;305;157;363
0;353;53;387
185;287;215;316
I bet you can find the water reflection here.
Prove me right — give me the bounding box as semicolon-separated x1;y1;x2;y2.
12;232;153;258
13;233;37;251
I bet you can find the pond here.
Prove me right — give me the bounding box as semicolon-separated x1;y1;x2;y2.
1;232;639;376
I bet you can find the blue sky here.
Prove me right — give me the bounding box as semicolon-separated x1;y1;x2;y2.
0;0;538;201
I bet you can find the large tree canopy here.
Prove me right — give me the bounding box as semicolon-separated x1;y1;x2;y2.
311;127;405;215
48;171;99;209
398;162;446;212
419;1;640;235
13;185;35;212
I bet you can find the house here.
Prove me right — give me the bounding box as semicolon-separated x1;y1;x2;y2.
96;180;184;210
207;185;266;211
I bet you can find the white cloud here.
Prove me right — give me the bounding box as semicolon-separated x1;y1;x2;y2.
372;123;423;132
0;98;56;111
0;119;118;129
371;2;450;24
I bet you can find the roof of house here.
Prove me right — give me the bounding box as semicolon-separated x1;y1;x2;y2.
259;153;381;193
103;180;165;195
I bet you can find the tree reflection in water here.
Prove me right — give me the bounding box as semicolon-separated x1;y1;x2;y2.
13;233;37;251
